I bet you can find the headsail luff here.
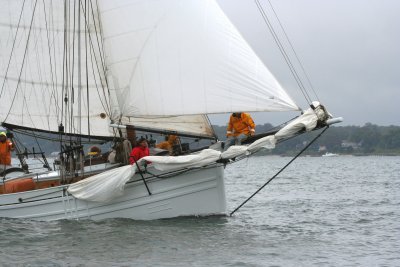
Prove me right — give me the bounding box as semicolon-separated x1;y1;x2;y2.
97;0;300;117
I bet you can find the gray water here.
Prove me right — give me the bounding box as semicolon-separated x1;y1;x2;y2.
1;156;399;267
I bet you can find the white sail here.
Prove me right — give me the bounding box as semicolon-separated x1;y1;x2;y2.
120;115;215;138
0;0;222;138
0;0;113;137
1;0;299;138
98;0;299;117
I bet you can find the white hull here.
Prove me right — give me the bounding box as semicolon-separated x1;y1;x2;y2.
0;165;226;221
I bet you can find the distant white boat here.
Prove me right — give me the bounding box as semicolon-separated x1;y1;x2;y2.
322;152;339;157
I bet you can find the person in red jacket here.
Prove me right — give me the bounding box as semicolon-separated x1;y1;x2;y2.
225;112;255;149
129;137;150;165
0;131;14;167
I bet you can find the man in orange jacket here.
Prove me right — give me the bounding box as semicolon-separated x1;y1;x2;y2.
156;135;179;155
0;132;14;167
225;112;255;149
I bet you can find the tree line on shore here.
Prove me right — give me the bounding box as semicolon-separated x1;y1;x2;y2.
212;123;400;156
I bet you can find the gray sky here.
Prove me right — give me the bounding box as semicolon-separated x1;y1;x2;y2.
210;0;400;127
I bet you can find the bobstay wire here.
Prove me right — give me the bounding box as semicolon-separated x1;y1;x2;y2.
230;126;329;216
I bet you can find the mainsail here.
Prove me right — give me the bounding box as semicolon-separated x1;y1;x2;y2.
0;0;299;139
0;0;112;137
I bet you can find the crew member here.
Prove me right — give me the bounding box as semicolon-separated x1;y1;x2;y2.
225;112;255;148
0;132;14;167
129;137;149;165
156;135;179;155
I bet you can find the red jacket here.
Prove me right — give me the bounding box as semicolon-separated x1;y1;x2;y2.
129;146;149;165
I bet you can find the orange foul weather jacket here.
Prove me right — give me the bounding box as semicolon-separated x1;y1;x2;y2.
0;140;13;165
226;113;255;137
156;135;178;153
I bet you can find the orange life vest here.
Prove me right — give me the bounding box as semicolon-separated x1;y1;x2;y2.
0;139;13;165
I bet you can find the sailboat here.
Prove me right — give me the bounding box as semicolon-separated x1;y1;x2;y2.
0;0;341;220
322;152;339;157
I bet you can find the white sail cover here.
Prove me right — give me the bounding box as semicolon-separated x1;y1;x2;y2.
98;0;299;117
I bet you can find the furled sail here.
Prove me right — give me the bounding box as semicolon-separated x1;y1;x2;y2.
98;0;299;117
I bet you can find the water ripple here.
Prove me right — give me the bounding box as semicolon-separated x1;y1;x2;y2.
0;156;399;266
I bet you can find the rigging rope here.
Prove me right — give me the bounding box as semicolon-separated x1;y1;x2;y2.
89;0;108;83
70;0;77;136
254;0;313;105
230;126;329;216
80;0;112;116
266;0;320;102
84;0;91;140
42;0;60;118
61;0;67;126
4;0;39;122
49;0;61;115
0;0;27;99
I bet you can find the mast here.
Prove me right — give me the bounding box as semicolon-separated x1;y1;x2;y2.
78;0;82;136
